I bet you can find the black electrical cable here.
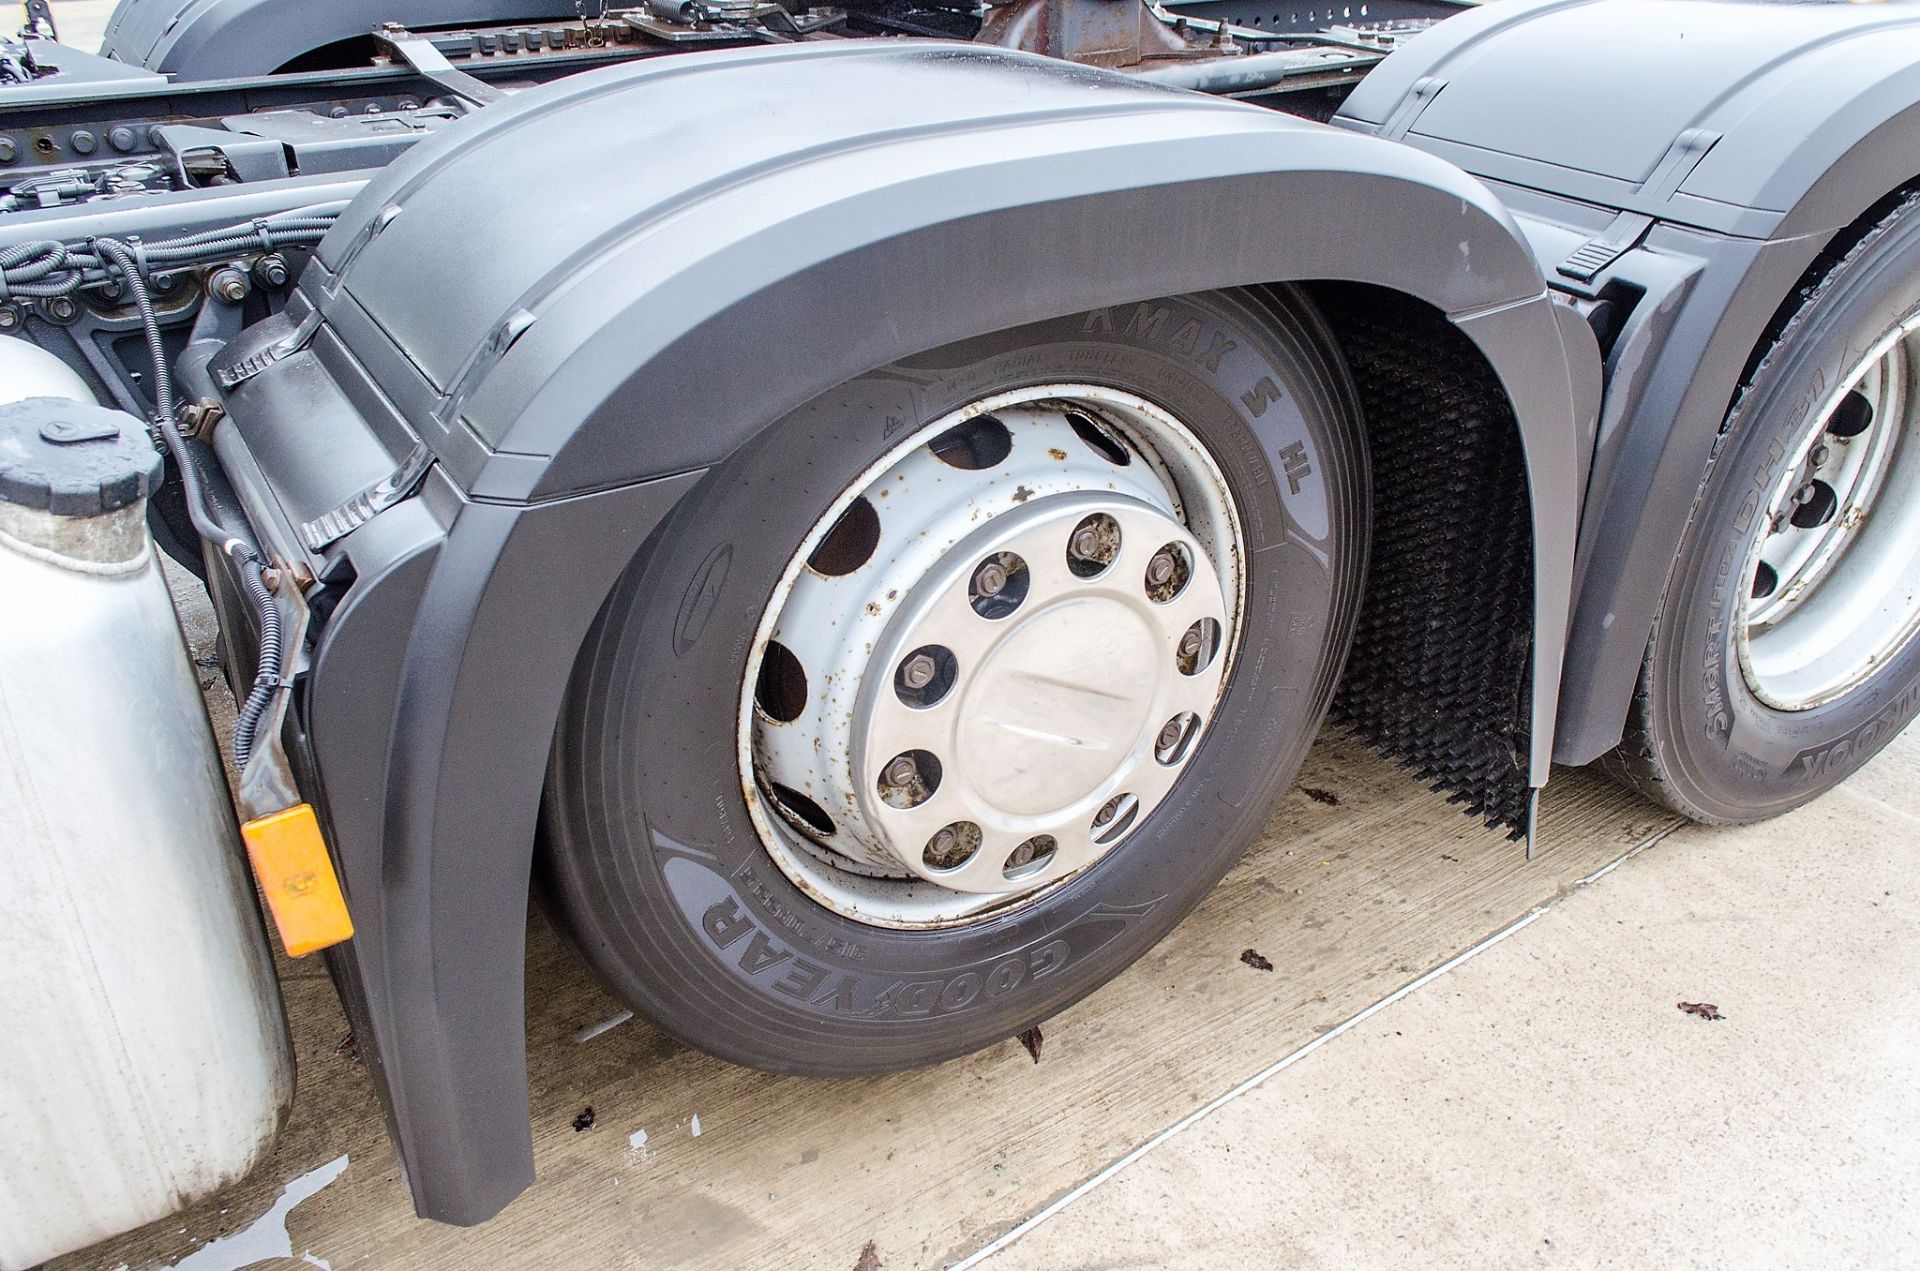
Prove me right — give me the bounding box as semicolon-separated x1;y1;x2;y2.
230;552;283;772
92;236;172;428
153;413;287;774
89;230;293;772
0;206;340;302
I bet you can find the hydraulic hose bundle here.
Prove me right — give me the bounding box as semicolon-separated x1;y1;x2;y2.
7;207;343;769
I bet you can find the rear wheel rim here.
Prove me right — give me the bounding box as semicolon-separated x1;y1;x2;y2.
738;384;1244;930
1737;311;1920;710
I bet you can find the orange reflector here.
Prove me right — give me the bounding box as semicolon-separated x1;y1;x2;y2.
241;803;354;957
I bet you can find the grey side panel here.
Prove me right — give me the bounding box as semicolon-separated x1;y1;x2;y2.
100;0;577;75
1339;0;1920;762
213;42;1589;1221
306;472;701;1224
1553;219;1822;763
1340;0;1920;238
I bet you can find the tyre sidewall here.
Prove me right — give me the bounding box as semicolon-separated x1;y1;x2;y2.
544;289;1365;1072
1652;213;1920;820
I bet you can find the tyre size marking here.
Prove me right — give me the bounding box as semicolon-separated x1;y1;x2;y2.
1704;436;1786;744
1703;538;1734;740
736;861;866;960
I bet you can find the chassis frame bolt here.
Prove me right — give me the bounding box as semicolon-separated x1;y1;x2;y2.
210;267;250;304
253;253;290;289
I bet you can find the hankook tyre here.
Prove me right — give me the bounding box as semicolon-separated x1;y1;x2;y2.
1606;192;1920;822
542;287;1367;1073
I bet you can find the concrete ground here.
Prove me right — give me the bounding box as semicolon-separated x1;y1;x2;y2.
975;745;1920;1271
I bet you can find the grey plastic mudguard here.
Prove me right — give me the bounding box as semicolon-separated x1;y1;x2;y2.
201;41;1589;1222
99;0;577;76
1338;0;1920;763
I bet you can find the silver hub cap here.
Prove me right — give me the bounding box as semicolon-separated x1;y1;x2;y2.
1739;312;1920;710
741;386;1242;929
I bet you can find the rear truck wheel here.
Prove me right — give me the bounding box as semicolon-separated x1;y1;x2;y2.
540;287;1367;1074
1607;192;1920;822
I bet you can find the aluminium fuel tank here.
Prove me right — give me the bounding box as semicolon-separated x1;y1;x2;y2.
0;353;292;1269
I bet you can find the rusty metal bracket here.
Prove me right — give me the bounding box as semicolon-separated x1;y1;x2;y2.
977;0;1220;67
20;0;54;41
372;23;507;106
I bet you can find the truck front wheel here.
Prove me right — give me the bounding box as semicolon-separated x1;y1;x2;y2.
542;287;1367;1073
1607;192;1920;821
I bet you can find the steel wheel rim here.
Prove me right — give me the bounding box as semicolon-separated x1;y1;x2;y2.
737;384;1245;930
1737;312;1920;711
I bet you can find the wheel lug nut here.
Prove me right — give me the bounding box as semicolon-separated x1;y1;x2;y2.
1094;795;1122;827
1179;629;1202;658
970;552;1029;617
1158;719;1184;750
879;749;941;808
1067;513;1122;578
900;654;937;689
1146;551;1177;586
1794;484;1816;505
1007;840;1036;868
1812;444;1831;467
922;821;981;870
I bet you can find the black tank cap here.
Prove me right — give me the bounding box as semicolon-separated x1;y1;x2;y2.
0;396;163;517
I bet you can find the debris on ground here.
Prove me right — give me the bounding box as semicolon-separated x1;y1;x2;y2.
1240;949;1275;972
573;1106;596;1132
1017;1026;1043;1063
573;1009;635;1044
333;1030;359;1064
854;1239;884;1271
1677;1001;1725;1021
1299;786;1341;806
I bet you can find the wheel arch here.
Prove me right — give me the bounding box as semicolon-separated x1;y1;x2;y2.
1552;172;1920;764
99;0;577;76
1337;0;1920;764
230;42;1594;1225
